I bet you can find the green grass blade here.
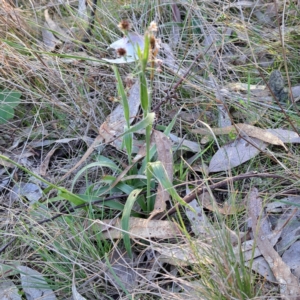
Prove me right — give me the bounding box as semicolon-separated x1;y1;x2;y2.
148;161;195;212
112;66;130;125
58;189;86;206
141;33;150;72
164;108;182;136
104;253;131;298
123;129;133;162
121;189;143;258
71;160;121;191
139;72;149;113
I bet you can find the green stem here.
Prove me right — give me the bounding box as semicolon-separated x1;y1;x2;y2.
145;123;153;212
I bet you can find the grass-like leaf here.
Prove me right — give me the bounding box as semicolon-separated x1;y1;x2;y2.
124;112;155;134
121;189;143;258
113;66;130;125
148;161;195;212
70;157;121;191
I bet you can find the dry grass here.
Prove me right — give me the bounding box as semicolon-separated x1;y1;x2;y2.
0;0;300;299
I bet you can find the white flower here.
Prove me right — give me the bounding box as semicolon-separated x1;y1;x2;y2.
103;32;144;64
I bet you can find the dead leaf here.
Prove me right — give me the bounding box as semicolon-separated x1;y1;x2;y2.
0;151;34;168
267;129;300;143
152;241;213;266
282;241;300;279
274;197;300;255
9;182;43;205
248;188;300;298
292;86;300;100
209;137;267;173
105;249;139;292
61;81;140;180
42;22;62;51
0;155;14;168
44;9;71;42
99;80;141;146
238;124;287;150
72;284;86;300
39;147;57;176
152;130;173;214
169;133;200;152
0;177;9;193
0;280;21;300
185;190;213;236
247;256;276;282
192;123;287;150
97;217;181;240
18;266;57;300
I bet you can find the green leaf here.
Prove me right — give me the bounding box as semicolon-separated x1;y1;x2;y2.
71;158;121;191
0;90;21;108
0;90;21;124
164;108;182;136
113;66;130;125
139;141;157;175
141;33;150;71
0;105;14;124
123;129;133;161
59;190;86;206
139;73;149;112
96;155;120;169
101;200;125;211
148;161;195;212
121;189;143;258
125;112;155;134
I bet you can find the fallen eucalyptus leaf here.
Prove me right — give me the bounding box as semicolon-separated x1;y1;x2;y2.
42;22;61;51
72;282;86;300
209;137;267;173
192;123;287;150
18;266;57;300
97;217;180;240
0;280;21;300
248;188;300;297
44;9;71;42
9;182;43;205
152;130;173;214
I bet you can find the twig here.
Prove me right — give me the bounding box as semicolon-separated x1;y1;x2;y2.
152;42;214;113
160;172;291;219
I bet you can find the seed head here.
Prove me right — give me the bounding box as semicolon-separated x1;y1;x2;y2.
149;21;158;32
118;20;131;32
150;35;156;50
116;47;127;56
